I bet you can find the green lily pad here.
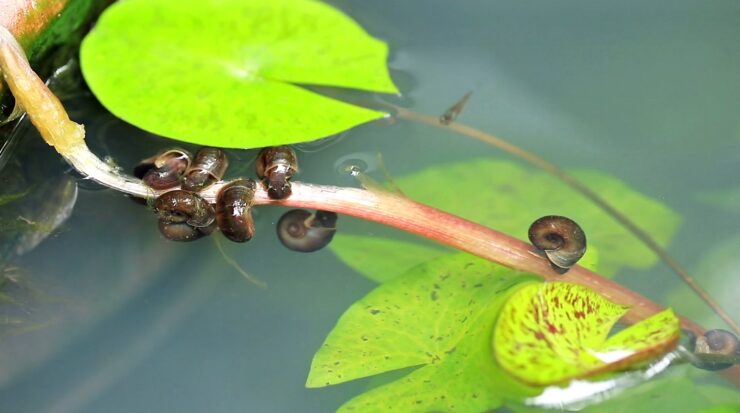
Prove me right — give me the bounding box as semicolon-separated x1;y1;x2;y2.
493;282;680;386
330;234;448;283
80;0;397;148
331;158;679;281
307;253;540;412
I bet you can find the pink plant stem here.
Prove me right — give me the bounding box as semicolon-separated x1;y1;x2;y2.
268;183;694;331
272;184;740;385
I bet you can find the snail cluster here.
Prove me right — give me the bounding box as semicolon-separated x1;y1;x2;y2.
134;145;337;252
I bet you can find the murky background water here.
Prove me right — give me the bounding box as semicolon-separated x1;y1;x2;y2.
0;0;738;412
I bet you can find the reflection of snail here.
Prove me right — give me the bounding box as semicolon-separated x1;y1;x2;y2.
277;209;337;252
134;148;191;190
181;147;229;192
256;146;298;199
528;215;586;273
154;190;216;241
216;179;257;243
690;329;740;371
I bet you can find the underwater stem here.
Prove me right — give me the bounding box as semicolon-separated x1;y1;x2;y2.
383;102;740;336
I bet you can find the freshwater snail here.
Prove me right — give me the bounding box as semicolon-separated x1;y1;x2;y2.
133;148;191;190
256;146;298;199
277;209;337;252
216;179;257;243
154;190;215;227
528;215;587;273
689;329;740;371
158;219;216;242
181;147;229;192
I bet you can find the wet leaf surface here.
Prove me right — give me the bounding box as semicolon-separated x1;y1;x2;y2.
80;0;397;148
493;282;680;386
307;253;540;412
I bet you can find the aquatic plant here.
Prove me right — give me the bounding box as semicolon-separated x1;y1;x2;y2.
0;0;737;411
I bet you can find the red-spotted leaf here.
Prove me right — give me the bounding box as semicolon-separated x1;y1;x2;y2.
493;282;680;386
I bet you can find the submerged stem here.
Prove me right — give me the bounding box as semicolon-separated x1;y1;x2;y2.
381;102;740;336
0;26;738;385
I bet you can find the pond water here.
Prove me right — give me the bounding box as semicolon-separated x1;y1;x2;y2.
0;0;738;412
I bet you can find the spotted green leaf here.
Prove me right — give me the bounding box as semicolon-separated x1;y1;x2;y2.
306;253;540;412
493;282;680;386
80;0;397;148
331;158;674;282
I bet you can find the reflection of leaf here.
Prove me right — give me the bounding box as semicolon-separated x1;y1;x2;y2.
80;0;396;148
510;372;740;413
331;158;679;281
494;282;679;386
307;253;540;412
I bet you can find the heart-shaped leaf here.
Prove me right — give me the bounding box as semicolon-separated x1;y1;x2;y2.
493;282;680;386
307;253;540;412
80;0;397;148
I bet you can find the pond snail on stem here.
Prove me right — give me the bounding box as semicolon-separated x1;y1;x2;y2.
528;215;587;274
689;329;740;371
256;145;298;199
154;190;216;241
216;179;257;243
181;147;229;192
277;209;337;252
133;148;192;190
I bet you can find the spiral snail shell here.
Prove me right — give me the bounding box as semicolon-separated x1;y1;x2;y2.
181;147;229;192
277;209;337;252
216;179;257;243
528;215;587;273
133;148;191;190
690;329;740;371
153;190;216;242
256;146;298;199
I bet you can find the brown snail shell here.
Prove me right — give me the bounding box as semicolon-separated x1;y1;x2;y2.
181;147;229;192
159;220;216;242
277;209;337;252
133;148;191;190
256;146;298;199
154;190;215;228
528;215;587;274
690;329;740;371
216;179;257;243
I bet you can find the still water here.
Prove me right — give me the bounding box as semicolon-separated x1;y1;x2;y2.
0;0;738;412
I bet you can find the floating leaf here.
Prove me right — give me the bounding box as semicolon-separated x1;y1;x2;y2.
331;158;678;281
493;282;680;386
307;253;540;412
330;234;448;283
80;0;397;148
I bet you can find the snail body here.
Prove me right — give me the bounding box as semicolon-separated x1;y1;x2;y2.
134;148;191;190
216;179;257;243
528;215;586;273
181;147;229;192
277;209;337;252
154;190;216;242
256;146;298;199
